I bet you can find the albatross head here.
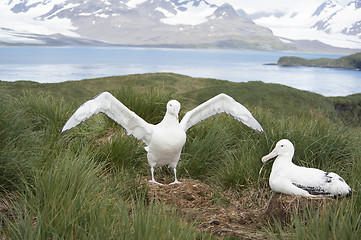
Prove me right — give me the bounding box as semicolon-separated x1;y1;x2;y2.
262;139;295;163
166;100;181;119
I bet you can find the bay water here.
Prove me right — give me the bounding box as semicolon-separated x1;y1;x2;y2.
0;46;360;97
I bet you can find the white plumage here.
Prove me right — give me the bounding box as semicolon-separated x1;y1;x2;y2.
61;92;263;185
262;139;352;197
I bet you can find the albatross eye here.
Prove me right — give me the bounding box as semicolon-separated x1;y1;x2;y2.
280;145;284;147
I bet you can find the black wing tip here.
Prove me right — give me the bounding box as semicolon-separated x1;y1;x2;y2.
345;189;359;197
59;127;68;134
334;191;352;198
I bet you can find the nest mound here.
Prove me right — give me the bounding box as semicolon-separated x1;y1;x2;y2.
142;178;331;239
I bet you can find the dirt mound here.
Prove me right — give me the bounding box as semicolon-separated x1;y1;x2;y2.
142;178;330;239
145;178;213;209
263;193;330;223
143;178;267;239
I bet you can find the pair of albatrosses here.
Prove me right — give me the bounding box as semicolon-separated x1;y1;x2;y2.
61;92;352;197
61;92;263;185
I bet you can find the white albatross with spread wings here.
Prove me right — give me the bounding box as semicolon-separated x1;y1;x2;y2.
61;92;263;185
262;139;352;197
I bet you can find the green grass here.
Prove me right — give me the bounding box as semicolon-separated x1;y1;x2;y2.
266;196;361;240
2;150;210;239
1;73;361;239
3;72;360;125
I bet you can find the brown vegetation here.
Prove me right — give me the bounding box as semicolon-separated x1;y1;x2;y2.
143;178;331;239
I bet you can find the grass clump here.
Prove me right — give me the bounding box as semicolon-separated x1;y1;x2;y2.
0;92;42;192
97;131;148;173
180;116;236;179
266;196;361;240
111;87;174;124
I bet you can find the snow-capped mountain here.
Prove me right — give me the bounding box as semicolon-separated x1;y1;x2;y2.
0;0;287;50
0;0;360;51
312;0;361;36
238;0;361;49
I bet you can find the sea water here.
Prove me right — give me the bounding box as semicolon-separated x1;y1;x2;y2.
0;46;360;97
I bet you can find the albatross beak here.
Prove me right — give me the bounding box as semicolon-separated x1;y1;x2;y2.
262;148;278;163
174;106;180;121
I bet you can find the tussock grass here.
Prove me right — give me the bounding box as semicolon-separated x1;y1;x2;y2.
0;92;42;192
2;150;208;239
0;87;214;239
19;91;71;132
180;116;236;179
1;75;360;239
97;132;148;173
112;87;174;124
266;196;361;240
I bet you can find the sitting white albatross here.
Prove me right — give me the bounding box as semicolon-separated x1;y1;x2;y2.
61;92;263;185
262;139;352;197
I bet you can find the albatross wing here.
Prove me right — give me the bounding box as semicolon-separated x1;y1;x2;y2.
61;92;154;145
180;93;263;132
291;171;352;197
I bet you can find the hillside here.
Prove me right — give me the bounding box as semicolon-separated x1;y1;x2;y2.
1;73;360;126
277;52;361;69
1;73;361;239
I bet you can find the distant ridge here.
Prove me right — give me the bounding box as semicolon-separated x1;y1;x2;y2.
277;52;361;69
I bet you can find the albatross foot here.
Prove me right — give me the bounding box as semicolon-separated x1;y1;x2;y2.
149;179;164;186
169;180;182;185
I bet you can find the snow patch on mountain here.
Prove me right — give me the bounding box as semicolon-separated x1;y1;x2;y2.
249;0;361;49
315;1;361;34
156;7;174;18
0;0;79;44
127;0;147;9
160;1;217;25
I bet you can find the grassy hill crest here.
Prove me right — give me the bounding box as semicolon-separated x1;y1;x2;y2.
1;73;360;126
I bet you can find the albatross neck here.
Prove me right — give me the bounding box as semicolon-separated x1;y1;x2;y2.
160;112;179;126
